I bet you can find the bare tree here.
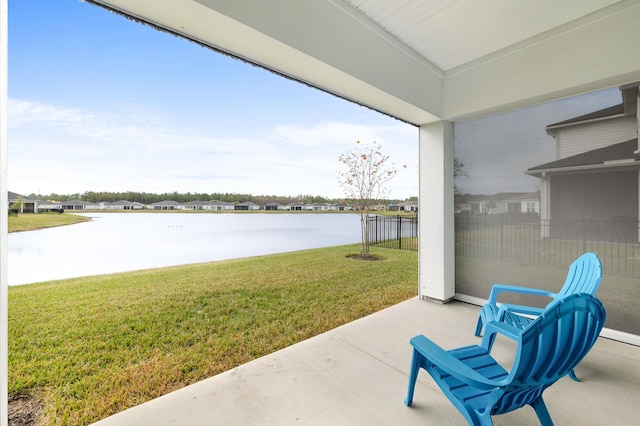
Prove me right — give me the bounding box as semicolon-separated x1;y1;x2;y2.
338;140;404;258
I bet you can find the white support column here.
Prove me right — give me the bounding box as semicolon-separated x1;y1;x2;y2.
418;121;455;303
0;0;8;423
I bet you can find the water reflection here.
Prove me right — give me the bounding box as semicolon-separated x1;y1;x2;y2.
9;213;361;286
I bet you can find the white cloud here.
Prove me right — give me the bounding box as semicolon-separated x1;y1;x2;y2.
8;98;418;199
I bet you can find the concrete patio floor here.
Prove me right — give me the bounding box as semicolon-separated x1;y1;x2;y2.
93;297;640;425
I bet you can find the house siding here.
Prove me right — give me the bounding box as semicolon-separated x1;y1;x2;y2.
556;116;636;159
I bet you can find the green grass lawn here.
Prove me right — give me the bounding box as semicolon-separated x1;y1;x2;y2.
8;213;90;232
9;244;417;425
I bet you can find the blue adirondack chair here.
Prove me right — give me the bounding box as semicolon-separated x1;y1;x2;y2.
474;252;602;382
404;293;606;425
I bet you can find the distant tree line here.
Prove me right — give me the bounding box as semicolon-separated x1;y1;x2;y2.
27;191;415;206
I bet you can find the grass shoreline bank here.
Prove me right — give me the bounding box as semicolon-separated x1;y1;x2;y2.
8;213;91;233
9;244;418;425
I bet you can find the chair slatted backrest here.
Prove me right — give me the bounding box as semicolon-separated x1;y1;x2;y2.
557;252;602;298
491;293;606;415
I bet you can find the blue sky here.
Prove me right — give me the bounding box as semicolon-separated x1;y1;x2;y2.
8;0;419;200
8;1;624;200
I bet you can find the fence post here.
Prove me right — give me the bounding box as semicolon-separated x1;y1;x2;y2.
374;215;378;244
397;215;402;250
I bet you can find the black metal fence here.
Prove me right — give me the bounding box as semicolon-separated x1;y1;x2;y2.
455;214;640;278
368;215;418;251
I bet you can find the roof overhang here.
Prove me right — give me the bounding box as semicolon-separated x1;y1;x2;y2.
87;0;640;125
526;160;640;177
527;138;640;176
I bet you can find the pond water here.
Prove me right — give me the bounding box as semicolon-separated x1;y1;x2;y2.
8;213;362;286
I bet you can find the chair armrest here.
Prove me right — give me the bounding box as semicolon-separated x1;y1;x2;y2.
487;284;556;306
481;320;521;346
410;335;506;390
497;303;544;318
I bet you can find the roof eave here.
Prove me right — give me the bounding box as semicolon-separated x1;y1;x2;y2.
546;112;627;133
526;160;640;176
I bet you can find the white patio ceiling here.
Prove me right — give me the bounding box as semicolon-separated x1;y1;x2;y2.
88;0;640;125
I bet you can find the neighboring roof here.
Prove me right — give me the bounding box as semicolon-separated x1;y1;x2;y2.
211;201;234;206
62;199;89;205
527;139;640;175
110;200;140;206
8;191;25;200
149;200;181;206
546;104;625;129
8;192;38;202
182;200;213;206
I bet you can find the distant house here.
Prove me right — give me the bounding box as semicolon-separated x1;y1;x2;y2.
8;191;39;213
526;81;639;240
210;201;235;211
104;200;144;210
235;201;260;211
310;202;329;211
264;202;284;211
469;200;490;214
468;197;506;215
37;200;63;213
286;203;303;211
182;200;214;210
61;199;101;210
84;201;102;210
285;203;314;211
148;200;181;210
397;200;419;212
504;192;540;214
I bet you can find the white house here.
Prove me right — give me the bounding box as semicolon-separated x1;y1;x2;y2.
210;201;235;211
504;192;540;215
181;200;214;210
148;200;181;210
397;200;418;212
310;202;329;211
104;200;145;210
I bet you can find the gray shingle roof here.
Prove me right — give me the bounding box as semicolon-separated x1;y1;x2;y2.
527;139;639;175
546;104;625;129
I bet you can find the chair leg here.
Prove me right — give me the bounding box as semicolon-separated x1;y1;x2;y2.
568;368;580;382
404;349;422;406
475;315;484;337
480;330;497;352
530;397;554;426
